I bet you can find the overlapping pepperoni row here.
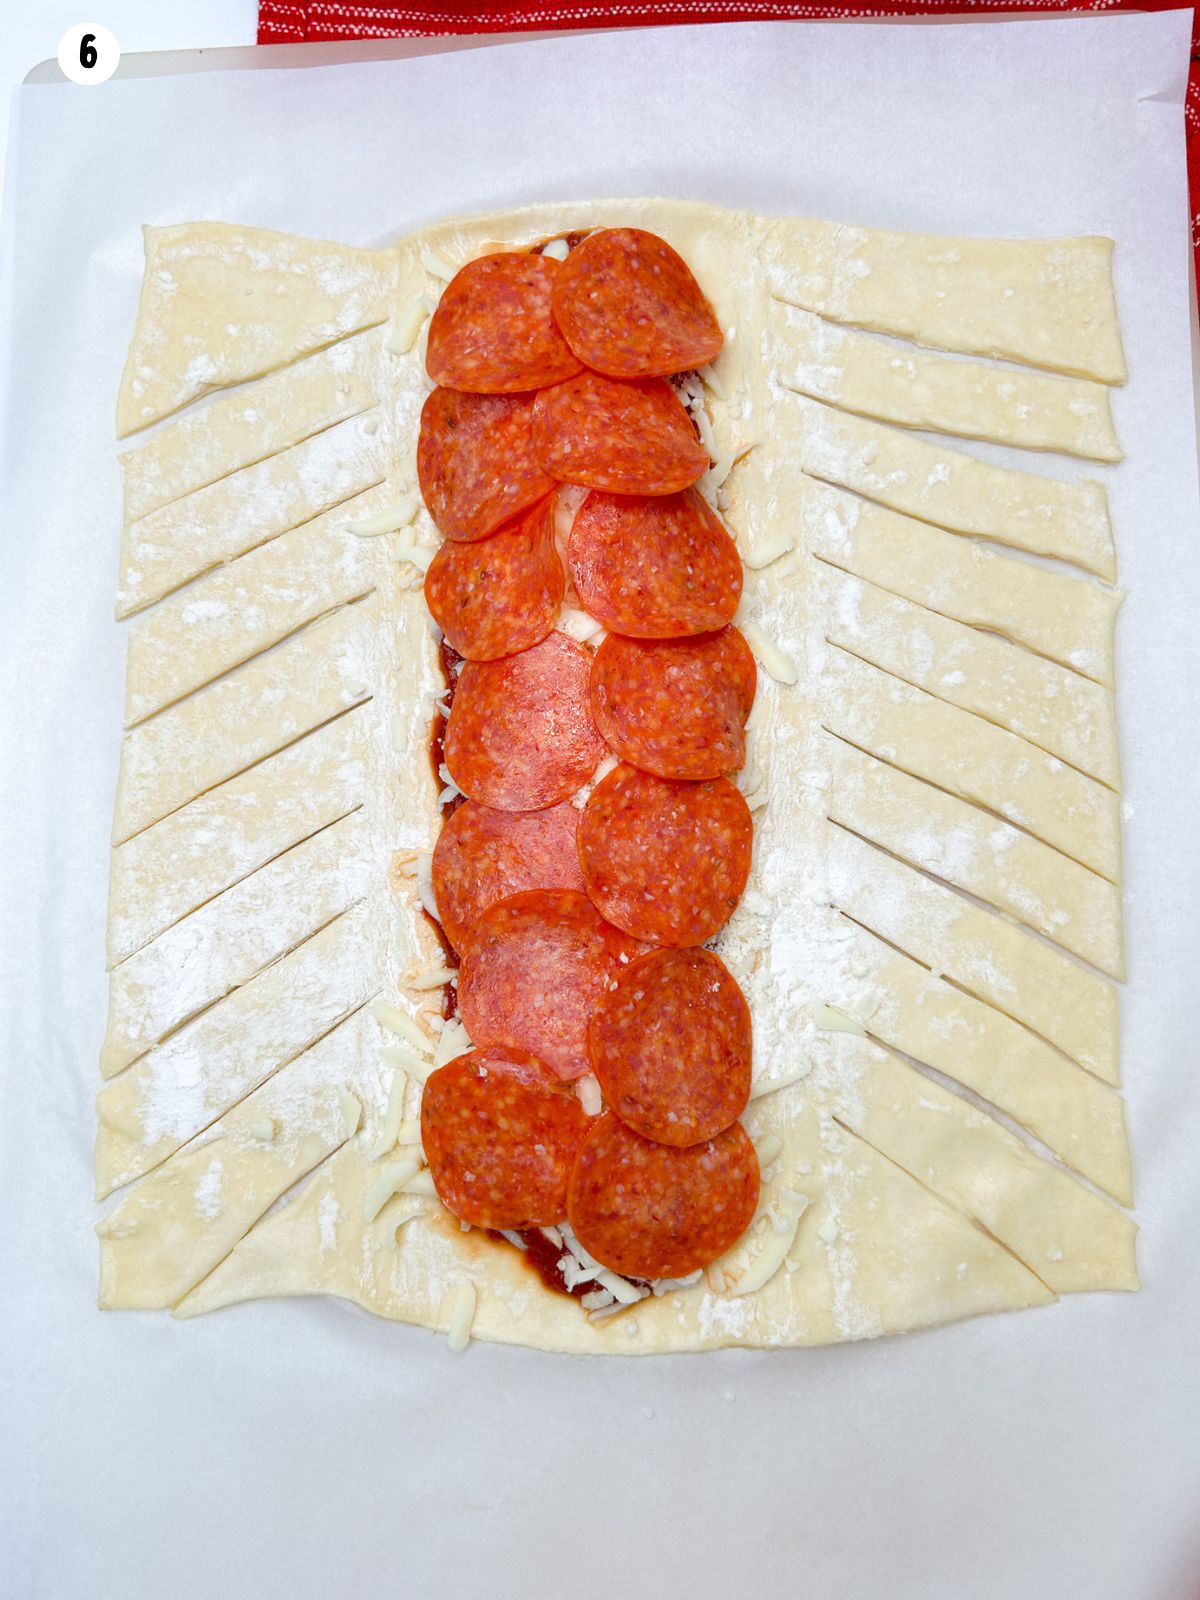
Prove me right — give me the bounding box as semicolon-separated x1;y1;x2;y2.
415;229;763;1281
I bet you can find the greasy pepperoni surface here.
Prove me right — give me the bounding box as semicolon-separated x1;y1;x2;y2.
417;387;556;542
422;1047;587;1228
550;228;724;379
577;765;753;946
568;488;742;638
426;252;583;393
424;495;564;661
531;372;709;496
444;631;605;811
589;627;757;781
432;799;585;954
588;948;752;1146
459;890;645;1080
567;1112;759;1279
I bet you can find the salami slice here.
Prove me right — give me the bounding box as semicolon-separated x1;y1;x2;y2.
531;373;709;496
424;496;564;661
568;489;742;638
589;628;757;781
567;1112;759;1279
550;228;724;379
444;631;605;811
588;948;752;1146
578;765;753;946
418;387;556;542
432;799;585;954
458;889;643;1080
422;1046;587;1228
425;252;583;394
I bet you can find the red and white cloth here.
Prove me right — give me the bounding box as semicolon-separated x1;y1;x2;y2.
257;0;1200;268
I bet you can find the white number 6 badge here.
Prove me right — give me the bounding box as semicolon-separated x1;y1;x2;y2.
57;25;120;86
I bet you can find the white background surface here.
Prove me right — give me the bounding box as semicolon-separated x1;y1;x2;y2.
0;0;255;196
2;15;1199;1599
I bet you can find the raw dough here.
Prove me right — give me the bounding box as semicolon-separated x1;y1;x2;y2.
97;200;1135;1353
765;218;1126;382
773;302;1122;460
824;570;1120;789
119;328;383;521
777;392;1116;581
803;473;1119;685
824;650;1121;881
829;744;1125;978
117;413;386;617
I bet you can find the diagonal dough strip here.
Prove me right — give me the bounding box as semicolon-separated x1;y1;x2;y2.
112;601;375;844
828;744;1125;979
95;904;380;1198
837;921;1131;1204
116;221;396;435
803;475;1119;686
771;303;1122;461
824;571;1120;790
102;810;373;1079
119;328;383;521
823;650;1121;882
776;393;1116;580
117;412;386;617
766;220;1126;383
123;486;390;726
97;1009;377;1310
106;707;369;967
827;826;1118;1083
822;1042;1137;1294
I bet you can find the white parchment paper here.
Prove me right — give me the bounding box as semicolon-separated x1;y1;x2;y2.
2;15;1198;1599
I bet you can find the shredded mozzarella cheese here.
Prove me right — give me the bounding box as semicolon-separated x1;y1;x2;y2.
421;248;458;282
541;237;571;262
742;620;799;686
697;361;727;400
446;1281;477;1351
368;1067;408;1160
348;495;418;537
434;1016;473;1067
747;1062;811;1100
744;532;797;570
374;1000;434;1054
363;1159;421;1222
732;1191;811;1296
382;1042;434;1082
576;1074;603;1116
338;1090;362;1139
386;296;433;354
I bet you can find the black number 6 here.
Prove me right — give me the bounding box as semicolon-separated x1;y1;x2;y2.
80;33;98;70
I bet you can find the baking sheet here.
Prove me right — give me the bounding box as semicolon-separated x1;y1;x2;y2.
2;14;1199;1598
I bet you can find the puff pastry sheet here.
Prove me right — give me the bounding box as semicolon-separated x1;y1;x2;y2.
98;200;1135;1353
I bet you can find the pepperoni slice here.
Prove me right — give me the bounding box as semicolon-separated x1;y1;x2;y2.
444;631;605;811
432;800;585;954
588;949;752;1147
417;387;556;542
578;765;753;946
589;628;756;781
426;252;583;394
424;496;564;661
550;228;724;379
567;1112;759;1279
458;889;643;1080
421;1047;587;1229
568;489;742;639
531;372;708;496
